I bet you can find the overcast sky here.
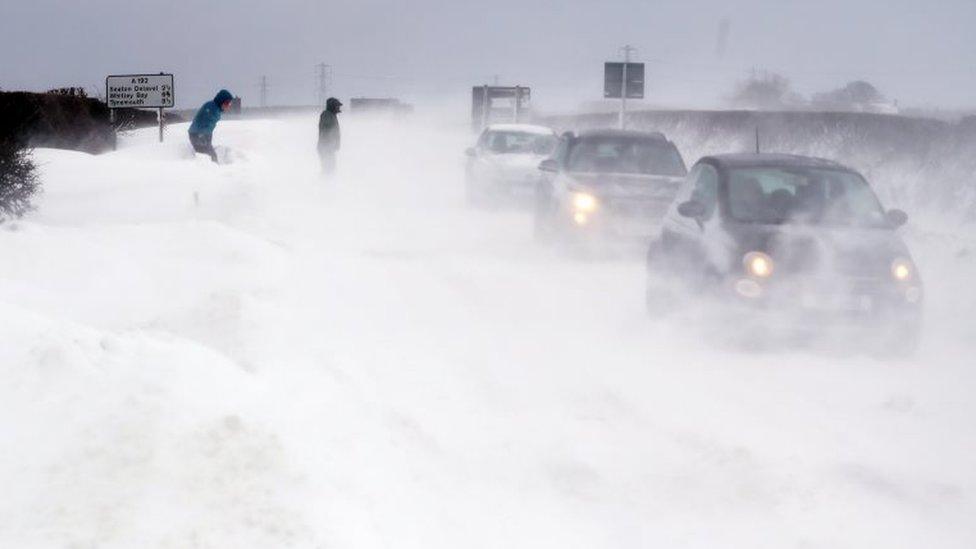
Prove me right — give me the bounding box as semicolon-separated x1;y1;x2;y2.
2;0;974;111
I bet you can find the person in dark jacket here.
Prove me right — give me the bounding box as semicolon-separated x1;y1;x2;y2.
189;89;234;163
318;97;342;175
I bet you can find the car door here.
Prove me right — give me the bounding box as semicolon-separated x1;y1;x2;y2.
468;130;492;179
536;134;572;213
661;162;720;277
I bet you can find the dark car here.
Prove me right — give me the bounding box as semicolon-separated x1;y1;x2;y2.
534;129;687;247
646;153;922;351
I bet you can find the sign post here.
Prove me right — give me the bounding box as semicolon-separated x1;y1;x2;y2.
105;73;175;143
603;47;644;130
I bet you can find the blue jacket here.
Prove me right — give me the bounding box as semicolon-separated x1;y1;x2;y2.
189;89;233;136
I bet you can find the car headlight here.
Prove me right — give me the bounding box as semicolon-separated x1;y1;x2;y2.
891;257;913;282
743;251;774;278
572;192;598;212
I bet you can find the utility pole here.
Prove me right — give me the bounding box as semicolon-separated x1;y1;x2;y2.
619;44;637;130
316;63;332;108
259;75;269;108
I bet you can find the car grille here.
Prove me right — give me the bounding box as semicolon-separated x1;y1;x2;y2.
606;198;670;219
768;236;890;279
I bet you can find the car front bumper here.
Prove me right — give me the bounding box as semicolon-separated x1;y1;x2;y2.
719;275;923;342
476;175;539;198
565;201;671;240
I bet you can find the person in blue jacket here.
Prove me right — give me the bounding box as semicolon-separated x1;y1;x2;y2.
188;89;233;163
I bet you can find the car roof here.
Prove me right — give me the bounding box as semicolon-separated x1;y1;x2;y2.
485;123;556;135
701;153;853;171
576;128;667;140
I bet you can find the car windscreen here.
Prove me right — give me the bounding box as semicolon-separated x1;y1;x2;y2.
727;167;888;227
484;131;557;155
566;137;686;176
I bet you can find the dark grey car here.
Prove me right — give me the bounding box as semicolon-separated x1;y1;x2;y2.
534;129;687;247
646;153;922;351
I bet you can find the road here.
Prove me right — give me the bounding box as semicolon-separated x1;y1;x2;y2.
1;114;974;548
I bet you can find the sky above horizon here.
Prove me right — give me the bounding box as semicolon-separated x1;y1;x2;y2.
2;0;974;112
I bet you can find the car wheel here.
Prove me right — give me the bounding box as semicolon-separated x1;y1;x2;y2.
465;176;485;208
533;187;555;243
877;321;921;358
645;240;679;315
645;279;678;316
533;210;556;244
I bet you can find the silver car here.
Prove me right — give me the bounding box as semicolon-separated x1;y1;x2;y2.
465;124;559;207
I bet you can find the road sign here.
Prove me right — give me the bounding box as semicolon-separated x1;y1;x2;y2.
603;62;644;99
105;74;175;109
105;73;175;143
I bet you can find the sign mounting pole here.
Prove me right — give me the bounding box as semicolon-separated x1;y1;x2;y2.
513;85;521;123
105;72;175;144
619;45;636;130
110;108;117;151
158;72;164;143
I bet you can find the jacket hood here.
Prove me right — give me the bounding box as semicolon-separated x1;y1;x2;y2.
213;89;233;105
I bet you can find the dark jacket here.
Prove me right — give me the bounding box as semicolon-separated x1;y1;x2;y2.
318;109;340;151
189;89;233;136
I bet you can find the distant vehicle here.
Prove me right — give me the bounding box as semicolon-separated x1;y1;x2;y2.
465;124;558;206
471;85;531;132
349;97;413;116
646;153;922;352
533;129;687;246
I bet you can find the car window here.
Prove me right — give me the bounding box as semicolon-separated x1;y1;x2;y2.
482;131;557;155
566;137;686;176
674;167;698;203
727;167;887;226
551;136;571;167
690;164;719;219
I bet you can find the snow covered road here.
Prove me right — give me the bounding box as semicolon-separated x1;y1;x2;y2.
2;114;975;548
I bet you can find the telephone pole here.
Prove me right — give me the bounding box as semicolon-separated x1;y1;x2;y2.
259;75;269;108
316;63;332;108
619;44;637;129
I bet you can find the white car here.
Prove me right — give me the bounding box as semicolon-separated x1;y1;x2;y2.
464;124;559;207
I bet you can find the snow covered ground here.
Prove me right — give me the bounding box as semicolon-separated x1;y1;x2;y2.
1;114;975;548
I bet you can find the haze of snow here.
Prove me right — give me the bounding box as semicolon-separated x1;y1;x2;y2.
1;113;975;548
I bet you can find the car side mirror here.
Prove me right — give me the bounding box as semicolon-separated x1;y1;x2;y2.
677;200;707;219
538;158;559;173
465;147;476;158
886;209;908;228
